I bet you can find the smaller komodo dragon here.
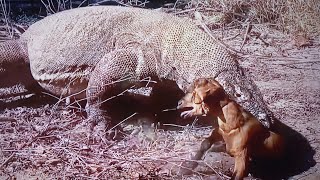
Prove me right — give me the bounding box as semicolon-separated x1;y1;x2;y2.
0;6;274;137
177;78;284;179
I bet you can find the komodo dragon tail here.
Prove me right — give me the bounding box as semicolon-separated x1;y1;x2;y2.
0;40;38;93
0;40;28;64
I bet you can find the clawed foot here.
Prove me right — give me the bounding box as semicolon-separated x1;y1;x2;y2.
91;122;119;141
81;115;124;144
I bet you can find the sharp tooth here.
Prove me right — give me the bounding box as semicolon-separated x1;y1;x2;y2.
181;110;191;118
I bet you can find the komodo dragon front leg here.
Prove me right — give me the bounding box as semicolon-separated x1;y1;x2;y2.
85;48;154;139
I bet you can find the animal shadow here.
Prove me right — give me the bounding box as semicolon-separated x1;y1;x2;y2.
0;93;58;111
249;118;316;180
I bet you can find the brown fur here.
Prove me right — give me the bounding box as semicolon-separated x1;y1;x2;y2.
178;78;284;180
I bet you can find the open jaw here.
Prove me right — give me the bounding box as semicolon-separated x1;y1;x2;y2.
180;107;195;119
177;91;208;119
178;106;207;119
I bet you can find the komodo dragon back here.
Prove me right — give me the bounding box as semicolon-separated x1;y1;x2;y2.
0;6;273;128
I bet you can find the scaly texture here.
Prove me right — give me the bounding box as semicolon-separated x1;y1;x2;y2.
1;6;273;128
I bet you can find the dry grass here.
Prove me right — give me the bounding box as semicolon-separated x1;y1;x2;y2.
247;0;320;36
282;0;320;35
0;0;13;41
0;0;27;41
169;0;319;37
1;0;319;38
0;101;220;179
0;78;229;179
0;0;319;179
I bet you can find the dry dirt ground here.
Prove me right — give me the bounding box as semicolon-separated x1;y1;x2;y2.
0;26;319;179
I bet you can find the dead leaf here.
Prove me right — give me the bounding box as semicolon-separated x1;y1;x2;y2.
292;32;312;47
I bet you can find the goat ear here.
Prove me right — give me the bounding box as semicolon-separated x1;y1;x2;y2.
217;87;226;99
203;86;225;103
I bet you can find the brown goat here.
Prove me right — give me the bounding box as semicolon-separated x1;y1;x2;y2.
177;78;284;180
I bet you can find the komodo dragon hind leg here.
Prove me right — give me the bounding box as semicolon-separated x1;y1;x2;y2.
85;49;141;141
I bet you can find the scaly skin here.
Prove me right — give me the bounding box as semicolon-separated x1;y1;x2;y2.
0;6;273;134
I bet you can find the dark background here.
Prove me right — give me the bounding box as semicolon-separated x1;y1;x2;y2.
5;0;177;16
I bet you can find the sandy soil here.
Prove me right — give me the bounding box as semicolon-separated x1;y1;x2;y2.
229;27;320;179
0;25;319;179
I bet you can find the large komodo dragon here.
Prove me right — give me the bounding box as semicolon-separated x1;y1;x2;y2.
0;6;274;133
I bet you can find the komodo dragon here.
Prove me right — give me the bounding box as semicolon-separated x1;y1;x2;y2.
0;6;274;133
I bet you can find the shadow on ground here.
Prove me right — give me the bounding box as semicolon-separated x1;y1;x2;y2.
2;85;314;180
250;118;316;180
0;94;58;111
